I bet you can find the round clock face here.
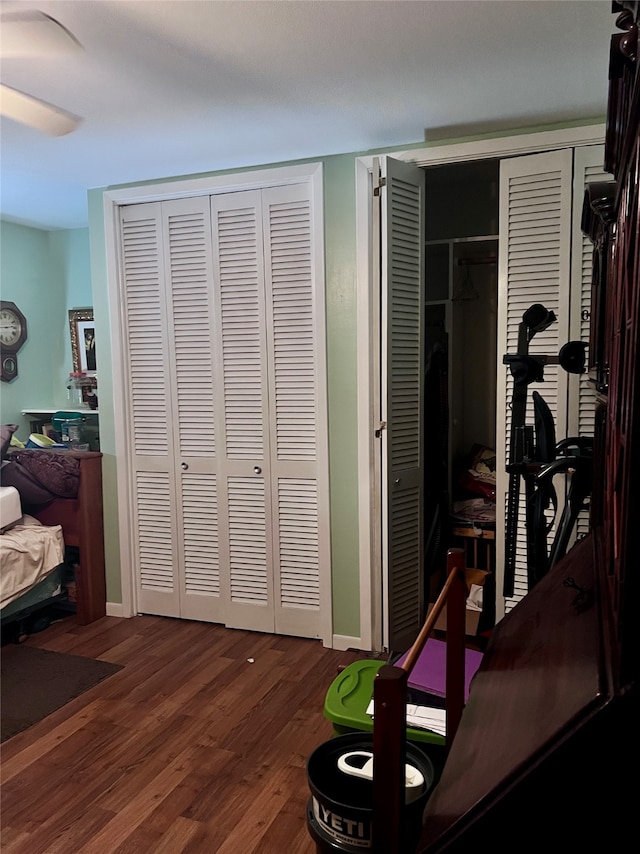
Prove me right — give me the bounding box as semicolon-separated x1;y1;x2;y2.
0;307;23;348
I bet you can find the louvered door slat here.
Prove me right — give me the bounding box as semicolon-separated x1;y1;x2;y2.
497;150;573;611
121;211;172;455
227;476;270;605
135;470;178;614
277;478;320;609
214;200;266;460
267;198;315;462
182;473;220;595
165;203;217;459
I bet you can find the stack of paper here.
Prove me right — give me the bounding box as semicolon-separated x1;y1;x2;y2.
365;700;447;737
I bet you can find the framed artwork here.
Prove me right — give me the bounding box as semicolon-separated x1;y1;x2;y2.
69;308;96;376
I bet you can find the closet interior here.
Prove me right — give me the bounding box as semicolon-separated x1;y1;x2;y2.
423;159;500;630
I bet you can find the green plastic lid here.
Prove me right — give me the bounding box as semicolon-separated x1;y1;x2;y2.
53;410;86;420
323;659;445;746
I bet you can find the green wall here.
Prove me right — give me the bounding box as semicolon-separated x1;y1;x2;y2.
0;221;91;433
49;229;93;408
323;154;360;636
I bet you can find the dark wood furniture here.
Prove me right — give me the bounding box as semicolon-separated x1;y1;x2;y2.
31;450;106;625
414;4;639;849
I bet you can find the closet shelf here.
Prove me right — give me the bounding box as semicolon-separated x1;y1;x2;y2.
457;257;497;266
22;408;99;416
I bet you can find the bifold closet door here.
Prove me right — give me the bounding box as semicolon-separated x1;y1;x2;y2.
495;145;610;607
263;183;328;639
210;189;274;633
378;156;426;653
496;149;573;607
121;186;327;638
119;197;223;623
210;184;327;639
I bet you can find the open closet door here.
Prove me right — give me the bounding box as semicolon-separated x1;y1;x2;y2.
379;156;426;653
496;149;573;609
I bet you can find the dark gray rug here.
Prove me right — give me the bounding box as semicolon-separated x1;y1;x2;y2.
1;645;123;743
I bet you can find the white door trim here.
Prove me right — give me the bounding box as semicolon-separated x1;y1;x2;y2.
356;124;605;652
102;162;331;644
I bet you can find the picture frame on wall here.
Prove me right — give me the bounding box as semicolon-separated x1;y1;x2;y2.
69;307;96;376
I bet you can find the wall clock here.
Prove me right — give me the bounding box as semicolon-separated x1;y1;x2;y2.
0;301;28;382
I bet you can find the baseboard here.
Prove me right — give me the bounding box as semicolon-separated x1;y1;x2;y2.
331;634;367;652
102;611;367;646
105;602;126;618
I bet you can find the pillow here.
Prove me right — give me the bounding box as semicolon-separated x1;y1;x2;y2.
0;459;56;508
1;425;19;461
7;449;79;499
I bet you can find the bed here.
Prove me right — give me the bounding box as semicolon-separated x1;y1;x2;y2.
1;425;106;629
1;507;66;628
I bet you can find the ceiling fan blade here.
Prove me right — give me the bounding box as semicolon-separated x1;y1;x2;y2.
0;9;82;57
0;83;82;136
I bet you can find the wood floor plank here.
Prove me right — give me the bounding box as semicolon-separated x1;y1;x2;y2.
149;817;207;854
214;763;305;853
80;759;193;854
0;701;103;780
254;788;315;853
11;806;117;854
1;614;365;852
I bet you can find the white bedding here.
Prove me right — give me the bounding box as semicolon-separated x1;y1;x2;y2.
0;485;22;531
0;515;65;609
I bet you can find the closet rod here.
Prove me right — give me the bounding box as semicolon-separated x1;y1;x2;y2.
457;256;497;266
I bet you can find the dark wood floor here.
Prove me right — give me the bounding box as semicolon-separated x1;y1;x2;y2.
0;613;365;853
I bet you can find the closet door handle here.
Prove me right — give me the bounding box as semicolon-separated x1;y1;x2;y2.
253;466;262;474
181;462;189;470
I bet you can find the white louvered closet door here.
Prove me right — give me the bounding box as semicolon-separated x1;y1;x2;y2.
496;150;573;609
163;197;222;623
120;198;222;621
262;183;327;639
120;203;179;617
210;184;326;639
380;156;426;653
210;189;273;633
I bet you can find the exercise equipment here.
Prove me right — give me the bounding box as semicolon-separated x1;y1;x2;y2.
502;304;592;595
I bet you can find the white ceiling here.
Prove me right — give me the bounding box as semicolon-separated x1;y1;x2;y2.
0;0;614;232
